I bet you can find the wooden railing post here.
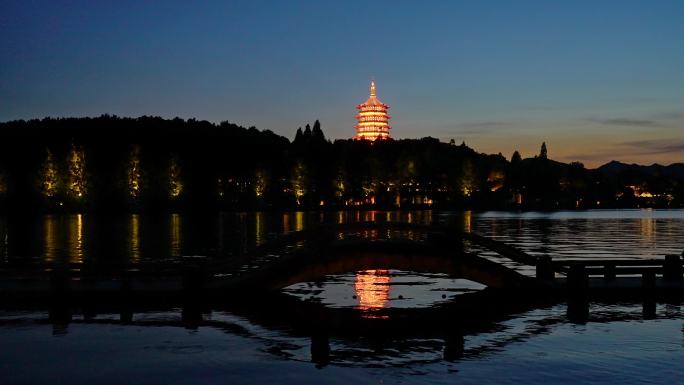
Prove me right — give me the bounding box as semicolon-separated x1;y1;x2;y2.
49;268;71;296
182;264;204;294
642;270;656;292
604;262;616;281
568;263;587;293
663;255;683;282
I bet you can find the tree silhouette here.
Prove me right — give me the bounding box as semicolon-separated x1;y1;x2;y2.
540;142;548;159
511;150;522;164
294;127;303;143
312;120;325;141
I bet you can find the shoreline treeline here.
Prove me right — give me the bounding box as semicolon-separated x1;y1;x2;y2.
0;115;681;212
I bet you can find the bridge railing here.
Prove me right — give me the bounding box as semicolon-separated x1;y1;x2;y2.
551;255;683;278
536;254;684;292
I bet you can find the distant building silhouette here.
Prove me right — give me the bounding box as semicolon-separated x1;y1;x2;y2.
354;80;391;141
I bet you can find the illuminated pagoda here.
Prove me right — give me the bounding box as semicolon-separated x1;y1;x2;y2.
354;80;391;141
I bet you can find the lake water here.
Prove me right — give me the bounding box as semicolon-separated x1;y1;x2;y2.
1;209;684;384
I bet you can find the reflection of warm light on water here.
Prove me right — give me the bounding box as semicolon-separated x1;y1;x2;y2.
170;213;181;256
640;217;656;244
354;270;390;317
129;214;140;263
68;214;84;264
282;213;290;233
425;210;433;224
255;212;265;246
363;211;377;222
463;210;472;233
295;211;304;232
43;215;57;263
336;211;344;225
336;211;345;240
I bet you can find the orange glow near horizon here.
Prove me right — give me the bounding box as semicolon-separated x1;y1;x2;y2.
354;269;390;317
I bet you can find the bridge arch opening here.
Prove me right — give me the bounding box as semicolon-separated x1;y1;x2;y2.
283;267;487;312
253;249;527;293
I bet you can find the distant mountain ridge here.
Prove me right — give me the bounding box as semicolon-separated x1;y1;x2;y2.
596;160;684;180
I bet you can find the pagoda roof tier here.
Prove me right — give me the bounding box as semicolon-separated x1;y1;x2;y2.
356;114;391;120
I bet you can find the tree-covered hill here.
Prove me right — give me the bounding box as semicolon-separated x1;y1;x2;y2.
0;115;681;212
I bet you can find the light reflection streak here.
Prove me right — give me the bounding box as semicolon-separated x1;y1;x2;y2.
43;215;58;263
282;213;291;233
170;213;181;257
255;212;265;246
129;214;140;263
336;211;344;225
354;269;390;318
68;214;84;264
295;211;304;232
463;210;472;233
640;217;656;246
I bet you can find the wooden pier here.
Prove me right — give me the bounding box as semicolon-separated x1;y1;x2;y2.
0;221;682;304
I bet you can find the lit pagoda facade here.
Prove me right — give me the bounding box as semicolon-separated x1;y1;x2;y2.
354;80;391;141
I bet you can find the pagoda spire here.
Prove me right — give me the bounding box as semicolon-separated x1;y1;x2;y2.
370;80;376;97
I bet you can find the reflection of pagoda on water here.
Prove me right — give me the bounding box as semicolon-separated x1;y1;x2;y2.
354;80;391;141
354;269;390;317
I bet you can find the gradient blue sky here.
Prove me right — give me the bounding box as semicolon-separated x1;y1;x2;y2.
1;0;683;166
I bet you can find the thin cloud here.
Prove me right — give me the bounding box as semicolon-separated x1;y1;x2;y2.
654;111;684;120
563;139;684;164
587;118;660;127
562;152;622;162
620;139;684;155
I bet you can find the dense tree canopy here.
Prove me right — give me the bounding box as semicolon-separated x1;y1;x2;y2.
0;115;681;212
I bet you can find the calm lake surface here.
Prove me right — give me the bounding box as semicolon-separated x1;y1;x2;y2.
2;209;684;384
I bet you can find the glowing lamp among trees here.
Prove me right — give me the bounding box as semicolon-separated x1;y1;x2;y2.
40;149;59;197
291;161;307;205
168;156;183;198
254;169;267;198
127;146;142;198
67;144;87;198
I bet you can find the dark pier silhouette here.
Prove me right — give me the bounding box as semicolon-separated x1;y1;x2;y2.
1;221;683;306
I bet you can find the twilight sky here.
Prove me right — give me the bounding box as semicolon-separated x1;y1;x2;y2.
1;0;683;167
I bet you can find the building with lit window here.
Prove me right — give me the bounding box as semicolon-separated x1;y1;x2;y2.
354;80;391;141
